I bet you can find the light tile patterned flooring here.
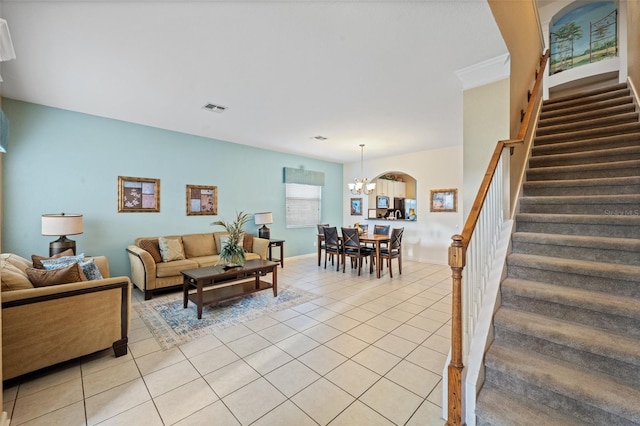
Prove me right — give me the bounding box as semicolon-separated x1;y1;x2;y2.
3;255;452;425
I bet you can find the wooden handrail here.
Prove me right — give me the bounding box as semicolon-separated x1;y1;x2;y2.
445;50;549;426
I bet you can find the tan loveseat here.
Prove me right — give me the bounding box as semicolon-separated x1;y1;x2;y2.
126;232;269;300
0;254;131;380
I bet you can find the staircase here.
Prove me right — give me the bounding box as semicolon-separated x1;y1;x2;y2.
475;82;640;425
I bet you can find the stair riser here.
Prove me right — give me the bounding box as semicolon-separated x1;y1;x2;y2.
515;220;640;239
527;167;640;181
538;104;636;128
523;184;640;196
536;114;639;136
493;328;640;387
541;97;634;120
532;134;640;156
483;368;636;426
529;151;640;168
506;264;640;298
511;240;640;266
500;294;640;338
519;202;640;215
542;88;631;112
533;124;640;146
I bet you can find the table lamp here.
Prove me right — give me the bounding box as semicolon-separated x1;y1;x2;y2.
254;212;273;240
41;213;83;256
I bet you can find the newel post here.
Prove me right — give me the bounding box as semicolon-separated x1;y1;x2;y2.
446;234;466;426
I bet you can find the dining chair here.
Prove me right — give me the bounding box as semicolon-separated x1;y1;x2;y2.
322;226;341;271
341;227;374;276
380;227;404;277
317;224;329;266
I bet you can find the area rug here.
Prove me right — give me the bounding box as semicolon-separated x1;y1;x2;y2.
134;287;319;350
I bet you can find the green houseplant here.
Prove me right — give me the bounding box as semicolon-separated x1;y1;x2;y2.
211;211;250;267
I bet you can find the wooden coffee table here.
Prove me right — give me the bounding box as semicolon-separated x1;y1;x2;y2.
182;259;278;319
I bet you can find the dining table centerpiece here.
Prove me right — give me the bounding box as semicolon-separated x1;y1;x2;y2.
211;210;250;268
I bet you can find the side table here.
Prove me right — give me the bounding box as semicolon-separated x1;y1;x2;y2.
268;239;285;267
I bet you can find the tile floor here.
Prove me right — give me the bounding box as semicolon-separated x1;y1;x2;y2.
3;255;452;425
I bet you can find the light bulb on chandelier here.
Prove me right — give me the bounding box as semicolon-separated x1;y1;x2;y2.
348;144;376;195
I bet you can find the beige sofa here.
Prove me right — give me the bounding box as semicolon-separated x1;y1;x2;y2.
0;254;130;380
126;232;269;300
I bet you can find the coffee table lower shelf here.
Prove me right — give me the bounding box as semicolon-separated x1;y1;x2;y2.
186;279;274;309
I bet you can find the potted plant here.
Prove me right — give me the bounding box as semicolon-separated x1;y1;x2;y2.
211;211;250;268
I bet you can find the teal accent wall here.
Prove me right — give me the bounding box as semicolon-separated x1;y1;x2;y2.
1;99;343;277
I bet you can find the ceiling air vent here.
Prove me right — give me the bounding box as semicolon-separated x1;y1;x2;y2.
311;135;328;141
202;103;227;113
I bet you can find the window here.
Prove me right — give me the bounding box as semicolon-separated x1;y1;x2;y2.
285;183;321;228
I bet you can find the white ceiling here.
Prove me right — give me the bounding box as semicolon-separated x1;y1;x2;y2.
0;0;508;163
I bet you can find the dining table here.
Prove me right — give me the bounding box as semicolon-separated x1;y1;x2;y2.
317;232;391;278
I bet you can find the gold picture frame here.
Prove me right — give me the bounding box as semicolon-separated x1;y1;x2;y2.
430;188;457;212
186;184;218;216
118;176;160;212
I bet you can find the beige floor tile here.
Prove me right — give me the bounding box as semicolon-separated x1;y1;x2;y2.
394;301;426;315
275;333;320;358
252;400;317;426
143;359;201;397
427;380;444;407
360;377;423;425
406;346;448;374
406;315;444;332
391;323;432;344
243;345;293;375
258;323;298;343
324;333;369;358
359;301;391;314
227;333;272;357
153;378;218;425
352;346;401;376
222;378;286;425
365;315;402;333
298;345;347;375
190;344;240;375
11;378;83;425
81;350;134;377
212;324;254;344
128;325;153;343
128;337;162;359
322;314;361;332
435;323;451;338
302;323;342;343
385;360;441;398
329;400;394;426
283;314;320;331
347;323;386;344
268;307;301;322
203;359;260;398
85;378;150;426
135;347;186;376
17;400;85;426
380;307;415;322
423;333;451;354
325;360;381;398
374;333;418;358
343;307;377;322
178;333;223;359
83;359;141;398
418;308;452;322
324;301;354;314
292;301;322;314
173;400;240;426
305;306;339;322
97;400;163;426
291;377;354;425
264;359;320;397
406;400;445;426
243;315;280;332
3;383;18;403
17;364;81;398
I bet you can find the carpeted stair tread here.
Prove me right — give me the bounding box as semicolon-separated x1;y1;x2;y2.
476;386;579;426
484;344;640;424
534;122;640;146
529;145;640;168
526;158;640;180
520;193;640;204
538;103;636;128
540;96;634;120
515;212;640;226
523;176;640;196
536;111;639;136
542;82;628;106
531;132;640;156
542;85;630;110
494;308;640;366
506;253;640;282
501;278;640;322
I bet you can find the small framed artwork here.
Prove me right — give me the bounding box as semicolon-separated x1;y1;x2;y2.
118;176;160;213
430;188;457;212
186;184;218;216
368;209;377;219
350;198;362;215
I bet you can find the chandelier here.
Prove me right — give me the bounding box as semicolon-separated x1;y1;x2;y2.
348;144;376;195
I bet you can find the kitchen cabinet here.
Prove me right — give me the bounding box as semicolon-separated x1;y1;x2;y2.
376;179;392;197
393;181;406;198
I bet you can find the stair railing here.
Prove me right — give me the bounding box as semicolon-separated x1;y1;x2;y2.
445;50;549;426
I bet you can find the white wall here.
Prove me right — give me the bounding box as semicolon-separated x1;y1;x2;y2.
343;146;464;265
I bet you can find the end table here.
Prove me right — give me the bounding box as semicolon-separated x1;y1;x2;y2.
268;239;285;267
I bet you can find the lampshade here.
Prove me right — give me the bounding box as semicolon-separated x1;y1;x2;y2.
0;19;15;62
41;213;83;236
254;212;273;225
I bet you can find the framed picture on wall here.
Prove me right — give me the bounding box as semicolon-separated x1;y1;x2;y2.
186;184;217;215
118;176;160;212
350;198;362;215
430;188;457;212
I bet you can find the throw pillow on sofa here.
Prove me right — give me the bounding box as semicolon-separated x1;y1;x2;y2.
41;254;85;270
31;249;75;269
158;236;186;262
139;239;162;263
0;258;33;291
26;262;87;287
80;258;104;280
